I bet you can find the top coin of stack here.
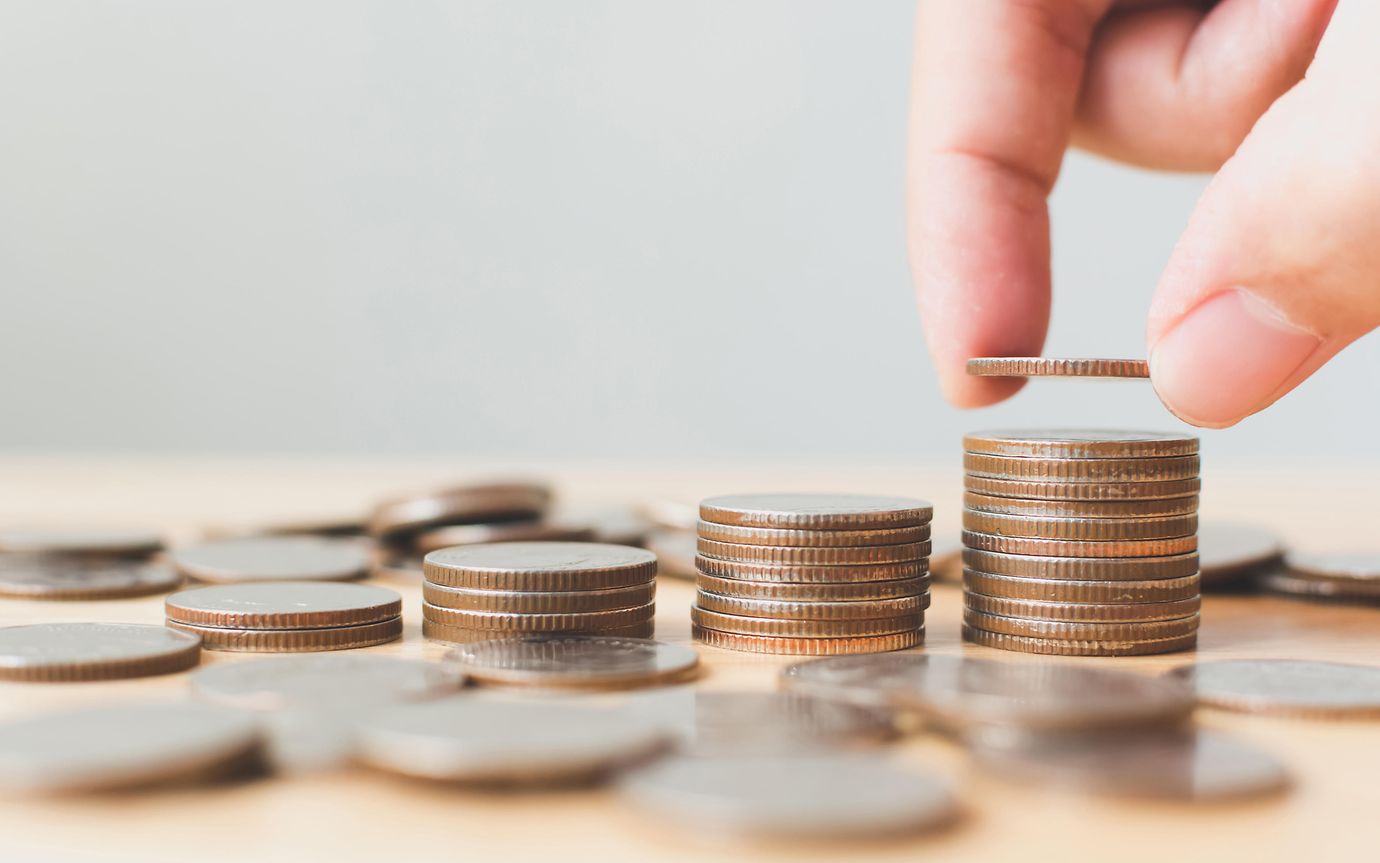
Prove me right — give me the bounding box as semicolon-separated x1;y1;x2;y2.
960;430;1201;657
692;494;933;656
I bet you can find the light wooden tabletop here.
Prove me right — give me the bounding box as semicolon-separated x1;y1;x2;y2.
0;455;1377;863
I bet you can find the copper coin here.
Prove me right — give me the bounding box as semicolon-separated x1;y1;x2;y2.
965;592;1201;622
695;591;928;621
699;494;933;531
167;617;402;652
964;453;1200;483
693;625;924;655
965;357;1148;378
963;510;1198;541
669;690;896;754
962;531;1196;558
1199;522;1285;584
963;491;1199;519
0;527;163;558
963;569;1201;603
446;635;699;689
697;538;930;566
962;548;1200;581
965;474;1202;501
697;521;930;548
421;601;655;631
422;581;655;613
171;537;371;584
422;542;657;591
963;429;1197;459
1166;659;1380;717
191;655;465;710
368;481;551;540
963;609;1199;642
165;582;402;629
643;530;697;580
0;623;202;682
695;572;929;601
962;624;1197;656
423;619;654;644
413;520;595;555
0;556;182;600
695;555;928;584
691;607;922;639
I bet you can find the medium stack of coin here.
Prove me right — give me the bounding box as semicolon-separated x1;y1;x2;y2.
420;542;657;643
961;430;1201;656
691;494;933;655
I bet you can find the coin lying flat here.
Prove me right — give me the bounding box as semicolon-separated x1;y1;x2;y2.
643;530;697;580
0;527;164;558
446;635;699;689
1281;551;1378;582
963;609;1199;642
0;556;182;600
171;537;371;584
697;538;930;566
963;570;1201;603
413;520;595;555
191;655;466;710
781;655;1195;731
422;542;657;590
963;510;1197;541
423;619;654;644
356;697;670;784
662;690;896;754
962;624;1196;656
0;623;202;682
966;357;1148;378
422;581;655;613
166;582;402;629
965;474;1202;501
422;601;654;631
695;572;929;602
697;521;930;548
372;557;423;582
963;429;1197;459
693;625;923;655
962;549;1200;582
620;753;958;839
1198;522;1285;585
0;702;261;793
1166;659;1380;717
167;617;403;653
695;555;928;584
964;453;1200;483
962;531;1196;558
963;491;1199;519
368;481;552;541
699;494;933;531
695;592;928;621
692;607;922;638
964;592;1199;622
1257;569;1380;601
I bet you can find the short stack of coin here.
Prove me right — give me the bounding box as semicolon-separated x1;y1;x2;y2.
420;542;657;643
692;494;933;655
961;430;1201;656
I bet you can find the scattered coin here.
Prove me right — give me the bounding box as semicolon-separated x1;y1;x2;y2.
964;474;1201;501
667;690;896;755
584;507;654;547
637;499;700;531
695;555;928;584
695;592;928;621
963;609;1199;642
1167;659;1380;717
963;429;1197;459
371;556;423;583
171;537;371;584
423;542;657;591
699;494;933;531
962;549;1200;581
190;655;466;710
691;606;923;639
368;481;552;541
964;453;1200;483
964;593;1200;622
413;520;595;555
962;624;1196;656
422;601;655;632
0;702;261;793
167;617;403;652
643;530;697;579
697;538;930;566
422;581;655;613
963;509;1197;541
961;531;1195;558
695;572;929;601
965;357;1148;378
1257;569;1380;601
697;521;929;548
692;625;923;655
0;527;164;558
423;619;654;644
1199;522;1285;585
446;635;699;690
0;556;182;600
165;582;402;629
962;570;1202;603
0;622;202;682
1282;551;1378;582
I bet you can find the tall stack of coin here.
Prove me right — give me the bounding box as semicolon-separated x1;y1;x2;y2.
961;431;1201;656
420;542;657;643
692;494;932;655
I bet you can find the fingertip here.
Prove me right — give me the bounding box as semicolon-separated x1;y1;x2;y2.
938;370;1027;410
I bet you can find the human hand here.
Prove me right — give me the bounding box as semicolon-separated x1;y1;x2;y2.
908;0;1378;427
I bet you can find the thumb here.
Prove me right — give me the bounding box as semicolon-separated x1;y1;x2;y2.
1147;1;1380;428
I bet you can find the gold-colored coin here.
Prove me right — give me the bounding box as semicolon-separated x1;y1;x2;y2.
962;569;1201;603
964;453;1200;483
963;429;1197;459
962;510;1198;541
962;624;1197;656
422;581;655;613
965;357;1148;378
962;609;1199;641
694;572;929;601
695;555;927;584
963;592;1201;622
961;531;1196;558
421;601;654;631
423;619;653;644
694;591;929;621
698;494;933;531
166;617;403;652
963;492;1199;519
696;522;929;548
697;539;930;566
692;624;924;655
964;474;1201;501
962;548;1199;581
690;607;922;638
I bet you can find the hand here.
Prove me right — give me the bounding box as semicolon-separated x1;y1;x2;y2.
908;0;1379;428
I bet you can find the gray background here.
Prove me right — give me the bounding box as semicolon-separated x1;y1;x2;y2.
2;0;1375;464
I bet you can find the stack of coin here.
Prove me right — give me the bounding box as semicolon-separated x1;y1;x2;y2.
691;494;933;655
164;582;404;652
961;431;1201;656
420;542;657;643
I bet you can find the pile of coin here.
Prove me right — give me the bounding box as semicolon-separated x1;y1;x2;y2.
164;582;404;652
0;527;181;600
691;494;932;655
961;430;1201;656
420;542;657;643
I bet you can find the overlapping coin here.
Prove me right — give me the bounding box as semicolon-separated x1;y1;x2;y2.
164;582;403;652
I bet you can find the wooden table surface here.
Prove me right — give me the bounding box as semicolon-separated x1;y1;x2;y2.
0;455;1377;863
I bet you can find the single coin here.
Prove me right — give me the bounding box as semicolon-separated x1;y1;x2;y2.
1199;522;1285;584
964;453;1200;483
696;521;930;548
585;507;654;547
637;499;700;531
421;601;655;631
171;537;371;584
257;515;367;537
963;492;1198;519
191;655;465;710
643;530;697;580
167;617;402;652
620;753;959;839
0;702;261;793
1281;550;1378;582
963;569;1202;603
966;357;1148;378
0;527;163;558
781;655;1196;731
422;542;658;590
691;607;923;639
670;691;896;755
963;609;1198;642
695;555;928;584
0;623;202;682
423;581;655;613
1257;569;1380;601
446;635;699;689
963;429;1197;459
371;557;422;582
0;556;182;600
962;531;1196;558
1166;659;1380;717
971;728;1288;801
695;591;929;621
356;697;670;784
697;538;930;566
413;520;595;555
695;572;929;602
166;582;402;629
962;548;1200;581
965;474;1202;501
699;494;933;531
963;510;1198;541
965;592;1200;622
693;625;923;655
962;624;1197;656
424;619;654;644
368;481;551;540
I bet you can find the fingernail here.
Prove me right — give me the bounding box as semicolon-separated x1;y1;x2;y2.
1150;289;1320;427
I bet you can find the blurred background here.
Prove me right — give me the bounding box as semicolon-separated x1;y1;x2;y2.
2;0;1376;466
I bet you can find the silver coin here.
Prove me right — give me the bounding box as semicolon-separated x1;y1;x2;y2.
620;753;959;839
165;581;401;629
0;623;202;682
190;655;466;710
355;697;670;784
171;537;372;583
0;556;181;600
446;635;699;690
1198;521;1284;583
0;702;260;793
971;728;1289;801
0;526;164;557
651;690;896;754
1167;659;1380;717
781;655;1193;731
1284;551;1380;582
699;494;934;530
